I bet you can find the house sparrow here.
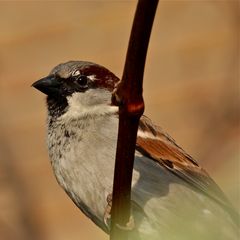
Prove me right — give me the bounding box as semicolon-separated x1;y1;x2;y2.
33;61;239;240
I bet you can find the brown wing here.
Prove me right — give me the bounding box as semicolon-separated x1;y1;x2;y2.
136;115;235;216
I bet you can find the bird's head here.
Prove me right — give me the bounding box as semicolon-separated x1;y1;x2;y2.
32;61;120;118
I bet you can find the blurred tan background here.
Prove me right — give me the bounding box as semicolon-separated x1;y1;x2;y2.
0;1;239;240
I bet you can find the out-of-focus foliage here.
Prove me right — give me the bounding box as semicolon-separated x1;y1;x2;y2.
0;1;239;240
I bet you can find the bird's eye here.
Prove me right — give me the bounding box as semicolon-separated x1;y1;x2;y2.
76;75;88;88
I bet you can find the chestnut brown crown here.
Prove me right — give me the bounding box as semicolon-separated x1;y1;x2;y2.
32;61;120;98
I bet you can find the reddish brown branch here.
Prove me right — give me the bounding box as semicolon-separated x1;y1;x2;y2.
110;0;159;239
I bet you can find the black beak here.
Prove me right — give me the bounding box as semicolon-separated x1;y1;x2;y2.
32;75;61;96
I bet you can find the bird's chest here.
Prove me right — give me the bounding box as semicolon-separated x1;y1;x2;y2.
47;117;117;217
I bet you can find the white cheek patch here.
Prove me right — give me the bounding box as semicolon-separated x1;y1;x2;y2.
62;90;118;120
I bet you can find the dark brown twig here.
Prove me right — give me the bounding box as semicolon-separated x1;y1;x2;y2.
110;0;159;239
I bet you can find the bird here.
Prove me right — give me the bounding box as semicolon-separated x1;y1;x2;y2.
32;60;239;240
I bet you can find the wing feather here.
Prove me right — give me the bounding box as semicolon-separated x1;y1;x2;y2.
136;116;238;223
